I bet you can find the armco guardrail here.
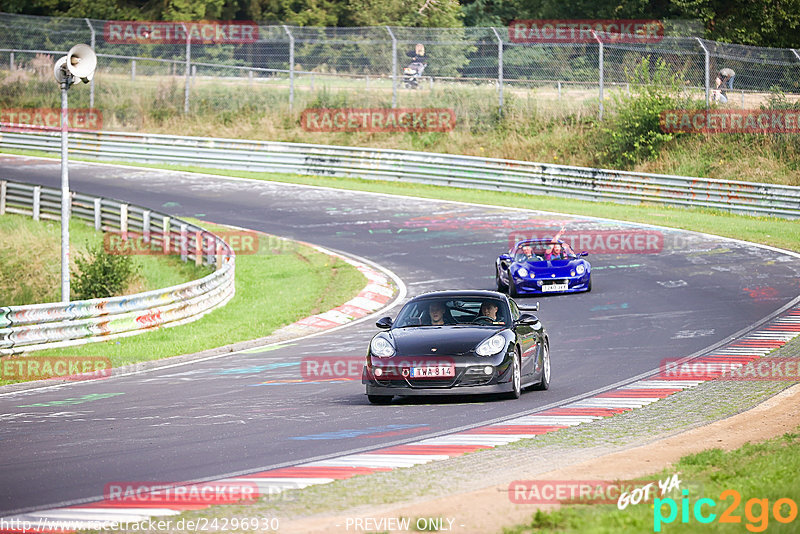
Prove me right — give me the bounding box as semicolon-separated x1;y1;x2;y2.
0;179;235;355
1;127;799;218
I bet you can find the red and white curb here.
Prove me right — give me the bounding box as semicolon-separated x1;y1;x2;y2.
4;306;799;532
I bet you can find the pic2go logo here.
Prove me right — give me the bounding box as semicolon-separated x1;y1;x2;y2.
654;489;797;532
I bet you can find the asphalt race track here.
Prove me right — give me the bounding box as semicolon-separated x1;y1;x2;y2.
2;155;800;515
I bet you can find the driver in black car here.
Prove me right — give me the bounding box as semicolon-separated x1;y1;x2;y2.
479;301;499;321
428;301;454;326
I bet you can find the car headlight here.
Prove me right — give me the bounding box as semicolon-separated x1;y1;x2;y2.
370;334;395;358
576;264;586;275
570;269;576;277
517;267;528;278
476;334;507;356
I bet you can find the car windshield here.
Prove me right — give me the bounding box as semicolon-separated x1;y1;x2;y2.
393;298;509;328
513;242;576;262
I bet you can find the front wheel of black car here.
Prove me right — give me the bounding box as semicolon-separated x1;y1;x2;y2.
368;394;393;404
503;352;522;399
532;341;550;390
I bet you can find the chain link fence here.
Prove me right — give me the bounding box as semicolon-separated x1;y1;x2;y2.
1;12;799;132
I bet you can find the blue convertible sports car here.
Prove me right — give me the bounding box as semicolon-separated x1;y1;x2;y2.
496;239;591;296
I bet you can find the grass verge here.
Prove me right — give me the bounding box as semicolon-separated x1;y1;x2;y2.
0;212;208;306
504;428;800;534
0;218;367;385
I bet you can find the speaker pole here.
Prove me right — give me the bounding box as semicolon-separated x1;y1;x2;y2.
60;72;71;302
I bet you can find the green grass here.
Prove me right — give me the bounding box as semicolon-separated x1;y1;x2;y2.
0;218;367;385
503;430;800;533
3;68;799;185
0;213;208;306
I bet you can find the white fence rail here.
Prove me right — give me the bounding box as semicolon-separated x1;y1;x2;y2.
0;179;235;355
1;128;799;218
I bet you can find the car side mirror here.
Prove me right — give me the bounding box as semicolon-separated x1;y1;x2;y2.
579;251;589;257
516;313;539;325
375;317;393;329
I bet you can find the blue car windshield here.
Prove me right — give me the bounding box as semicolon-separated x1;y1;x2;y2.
514;242;576;262
393;298;509;328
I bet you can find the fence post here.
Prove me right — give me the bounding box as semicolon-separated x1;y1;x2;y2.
696;38;710;109
33;186;41;221
386;26;397;109
9;51;14;71
85;18;96;108
491;27;504;115
592;31;604;120
131;59;136;81
182;23;191;114
283;25;295;112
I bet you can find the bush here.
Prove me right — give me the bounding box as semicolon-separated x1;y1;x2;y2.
599;57;695;168
71;242;138;300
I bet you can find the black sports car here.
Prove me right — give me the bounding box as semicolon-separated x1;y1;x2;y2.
362;290;550;404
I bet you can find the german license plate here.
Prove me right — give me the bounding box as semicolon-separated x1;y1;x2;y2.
410;365;455;378
542;283;569;292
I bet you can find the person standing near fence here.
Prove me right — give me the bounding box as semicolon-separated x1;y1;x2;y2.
714;68;736;103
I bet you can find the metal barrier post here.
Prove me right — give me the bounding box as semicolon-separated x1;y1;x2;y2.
162;216;171;254
33;186;41;221
93;197;101;230
180;223;188;262
386;26;397;108
143;210;151;242
0;180;6;215
131;59;136;81
9;51;13;70
120;203;128;239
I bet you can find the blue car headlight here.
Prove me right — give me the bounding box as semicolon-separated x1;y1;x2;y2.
576;264;586;275
517;267;528;278
370;334;395;358
476;334;506;356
